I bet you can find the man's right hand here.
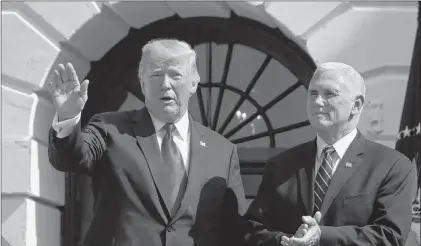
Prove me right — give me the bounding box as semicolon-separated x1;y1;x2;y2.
281;212;322;246
48;63;89;121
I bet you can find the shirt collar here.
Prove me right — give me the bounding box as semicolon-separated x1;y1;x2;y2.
316;128;358;160
149;111;190;141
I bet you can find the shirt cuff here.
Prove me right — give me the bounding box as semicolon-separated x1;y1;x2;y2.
52;113;81;138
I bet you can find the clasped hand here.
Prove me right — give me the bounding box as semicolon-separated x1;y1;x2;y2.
280;211;322;246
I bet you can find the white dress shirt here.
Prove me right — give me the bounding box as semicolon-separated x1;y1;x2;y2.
51;111;191;172
315;128;358;177
149;112;190;172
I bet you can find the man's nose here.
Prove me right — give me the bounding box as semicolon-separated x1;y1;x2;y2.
161;75;172;89
313;95;324;105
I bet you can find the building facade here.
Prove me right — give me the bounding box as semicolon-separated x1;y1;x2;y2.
1;2;418;246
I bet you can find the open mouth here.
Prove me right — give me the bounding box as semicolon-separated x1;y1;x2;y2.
160;96;174;102
313;112;328;117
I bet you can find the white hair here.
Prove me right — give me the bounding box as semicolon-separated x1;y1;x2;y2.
137;39;200;84
313;62;366;99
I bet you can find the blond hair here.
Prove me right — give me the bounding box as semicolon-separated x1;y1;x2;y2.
138;39;200;84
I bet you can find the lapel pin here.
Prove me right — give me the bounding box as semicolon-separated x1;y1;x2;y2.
345;162;353;168
200;141;206;147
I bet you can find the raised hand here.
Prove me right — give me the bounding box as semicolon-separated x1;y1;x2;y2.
48;63;89;121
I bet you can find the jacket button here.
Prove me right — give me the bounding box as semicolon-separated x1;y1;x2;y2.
166;225;175;232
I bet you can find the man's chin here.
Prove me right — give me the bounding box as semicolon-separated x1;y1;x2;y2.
310;119;331;129
161;107;181;121
148;107;180;122
163;106;178;114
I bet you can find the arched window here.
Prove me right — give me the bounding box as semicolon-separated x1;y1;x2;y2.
83;13;316;164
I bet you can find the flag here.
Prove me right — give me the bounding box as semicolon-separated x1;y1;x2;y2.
395;2;421;245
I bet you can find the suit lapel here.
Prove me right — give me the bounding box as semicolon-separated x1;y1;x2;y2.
319;131;365;218
171;120;207;223
298;140;317;215
131;109;171;221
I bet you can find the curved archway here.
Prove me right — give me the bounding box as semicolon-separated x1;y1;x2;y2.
82;14;316;148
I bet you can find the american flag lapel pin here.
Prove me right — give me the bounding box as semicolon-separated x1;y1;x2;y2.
200;141;206;147
345;162;353;168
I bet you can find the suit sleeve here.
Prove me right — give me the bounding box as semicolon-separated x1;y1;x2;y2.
320;155;414;246
242;160;290;246
228;145;247;214
219;145;247;246
48;113;109;175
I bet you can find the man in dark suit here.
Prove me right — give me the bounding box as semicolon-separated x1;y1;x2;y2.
48;39;246;246
243;62;414;246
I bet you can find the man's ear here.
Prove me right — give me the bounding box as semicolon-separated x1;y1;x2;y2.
190;80;199;95
189;69;200;95
139;78;145;93
351;95;364;115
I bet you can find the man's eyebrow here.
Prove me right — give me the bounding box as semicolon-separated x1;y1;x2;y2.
167;67;184;72
328;88;340;93
150;68;162;72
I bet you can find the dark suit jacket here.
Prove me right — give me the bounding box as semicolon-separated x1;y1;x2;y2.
48;108;246;246
243;131;414;246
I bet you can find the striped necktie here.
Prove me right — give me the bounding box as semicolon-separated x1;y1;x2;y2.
314;146;336;212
